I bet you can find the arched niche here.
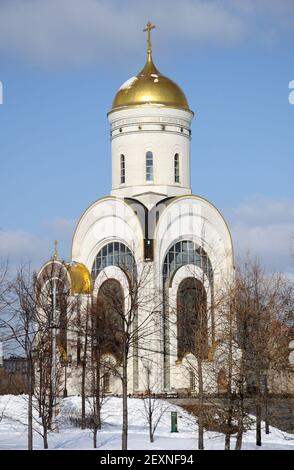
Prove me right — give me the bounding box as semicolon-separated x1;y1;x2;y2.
177;277;208;360
92;278;124;363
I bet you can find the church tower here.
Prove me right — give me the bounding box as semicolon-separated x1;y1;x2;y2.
109;22;193;208
38;23;234;396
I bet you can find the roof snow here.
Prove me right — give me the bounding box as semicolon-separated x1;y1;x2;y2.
119;77;138;91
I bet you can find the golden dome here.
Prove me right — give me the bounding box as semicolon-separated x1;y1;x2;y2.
111;49;190;112
67;262;92;295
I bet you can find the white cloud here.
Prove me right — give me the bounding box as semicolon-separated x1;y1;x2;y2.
0;229;50;268
0;217;77;271
0;0;286;67
228;196;294;273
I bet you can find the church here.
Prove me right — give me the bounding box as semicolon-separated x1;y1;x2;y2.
37;23;234;396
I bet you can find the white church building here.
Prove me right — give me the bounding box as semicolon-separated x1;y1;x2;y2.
38;24;234;396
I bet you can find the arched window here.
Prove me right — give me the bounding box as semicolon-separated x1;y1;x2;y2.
91;241;136;280
162;240;213;285
120;154;125;184
174;153;180;183
146;151;153;182
177;277;208;359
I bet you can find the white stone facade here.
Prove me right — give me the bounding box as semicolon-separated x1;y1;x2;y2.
38;51;235;396
108;107;193;206
60;94;235;396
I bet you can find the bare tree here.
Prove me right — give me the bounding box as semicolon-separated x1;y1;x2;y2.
87;357;112;448
87;296;120;447
0;266;40;450
35;259;79;446
141;360;169;443
225;259;294;448
172;248;223;450
95;262;160;450
0;260;78;449
215;274;252;450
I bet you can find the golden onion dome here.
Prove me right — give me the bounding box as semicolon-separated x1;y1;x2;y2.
111;23;190;112
67;262;92;295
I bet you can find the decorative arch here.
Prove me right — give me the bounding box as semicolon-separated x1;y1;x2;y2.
71;197;144;268
37;261;70;357
162;241;213;389
177;277;208;359
162;239;213;285
154;195;235;288
91;241;136;280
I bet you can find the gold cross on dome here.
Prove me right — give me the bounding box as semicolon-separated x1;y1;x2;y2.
143;21;156;53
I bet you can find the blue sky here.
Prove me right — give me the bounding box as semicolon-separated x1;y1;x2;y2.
0;0;293;274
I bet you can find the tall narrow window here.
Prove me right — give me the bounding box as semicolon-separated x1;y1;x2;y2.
146;151;153;182
174;153;180;183
120;154;125;184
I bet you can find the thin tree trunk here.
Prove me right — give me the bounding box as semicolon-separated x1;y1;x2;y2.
81;299;91;430
81;309;89;429
81;361;86;429
43;428;48;449
197;356;204;450
28;357;33;450
235;384;244;450
264;376;270;434
256;403;262;446
39;355;42;417
256;382;262;446
96;361;101;431
225;302;234;451
265;405;270;434
93;427;97;448
235;410;243;449
122;351;128;450
225;401;233;450
149;411;153;443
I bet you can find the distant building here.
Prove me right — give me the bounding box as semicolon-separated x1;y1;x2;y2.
3;356;28;389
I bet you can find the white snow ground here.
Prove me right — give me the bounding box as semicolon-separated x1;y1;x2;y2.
0;395;293;450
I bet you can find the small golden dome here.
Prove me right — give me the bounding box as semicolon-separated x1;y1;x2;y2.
67;262;92;295
111;50;190;112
